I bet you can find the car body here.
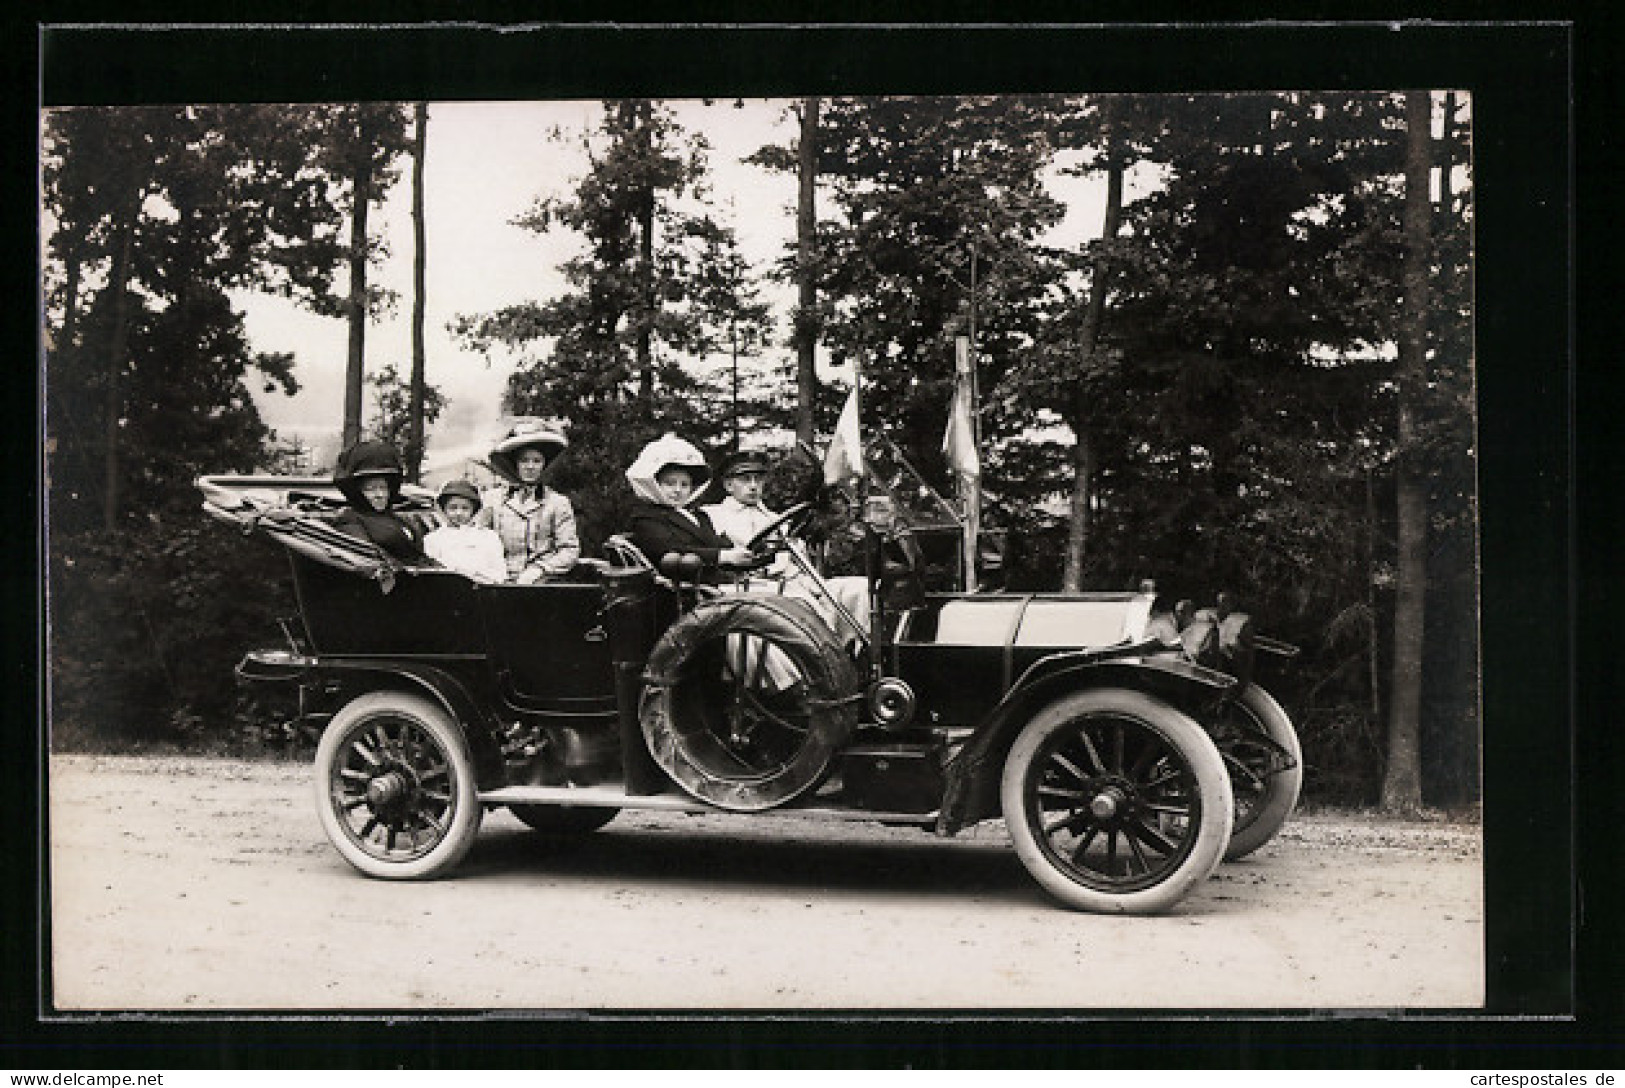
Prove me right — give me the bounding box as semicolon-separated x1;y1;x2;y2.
202;474;1300;914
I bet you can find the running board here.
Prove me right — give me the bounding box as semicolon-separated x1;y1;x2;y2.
478;784;939;824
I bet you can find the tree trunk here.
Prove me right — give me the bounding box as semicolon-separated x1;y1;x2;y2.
730;322;741;445
341;124;374;451
102;205;137;532
407;102;428;482
1439;92;1456;219
1061;148;1123;592
794;96;820;447
1381;90;1433;813
634;100;656;414
60;234;83;349
1365;468;1383;725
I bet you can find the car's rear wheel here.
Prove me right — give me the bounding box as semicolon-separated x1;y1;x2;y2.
508;804;619;835
1219;683;1302;861
315;691;482;880
1001;688;1233;914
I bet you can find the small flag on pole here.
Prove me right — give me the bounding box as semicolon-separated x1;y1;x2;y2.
943;382;980;482
947;336;982;591
823;384;866;487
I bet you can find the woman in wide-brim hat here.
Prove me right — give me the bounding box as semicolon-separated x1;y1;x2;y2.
624;433;755;584
476;420;580;584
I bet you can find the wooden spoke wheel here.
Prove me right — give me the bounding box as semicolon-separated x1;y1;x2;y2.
1001;688;1233;914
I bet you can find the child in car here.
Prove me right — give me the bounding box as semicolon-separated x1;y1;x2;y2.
423;478;508;583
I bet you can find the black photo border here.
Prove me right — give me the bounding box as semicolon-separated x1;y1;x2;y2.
10;8;1608;1070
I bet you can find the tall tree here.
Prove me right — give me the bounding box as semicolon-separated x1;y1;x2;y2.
794;96;821;446
1059;98;1128;591
366;361;446;454
408;101;429;481
101;189;138;532
42;105;349;529
342;141;372;449
756;96;1069;487
633;99;658;406
1381;90;1434;812
319;104;412;450
690;216;777;444
1420;91;1480;804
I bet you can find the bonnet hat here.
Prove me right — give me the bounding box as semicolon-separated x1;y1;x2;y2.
488;419;569;483
625;433;712;506
332;440;406;507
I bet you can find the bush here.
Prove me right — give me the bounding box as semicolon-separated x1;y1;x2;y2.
48;520;298;753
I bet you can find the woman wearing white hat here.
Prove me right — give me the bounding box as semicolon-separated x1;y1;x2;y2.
477;420;580;584
624;433;757;584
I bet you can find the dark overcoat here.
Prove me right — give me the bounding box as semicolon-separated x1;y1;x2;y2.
628;500;733;583
332;505;428;563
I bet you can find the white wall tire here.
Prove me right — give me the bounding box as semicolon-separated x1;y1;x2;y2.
1001;688;1233;914
1220;683;1303;861
314;690;483;880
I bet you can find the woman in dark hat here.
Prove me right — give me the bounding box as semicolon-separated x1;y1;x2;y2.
624;433;756;584
330;440;429;563
477;420;580;584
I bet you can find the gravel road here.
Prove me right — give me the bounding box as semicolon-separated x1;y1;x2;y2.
47;753;1484;1012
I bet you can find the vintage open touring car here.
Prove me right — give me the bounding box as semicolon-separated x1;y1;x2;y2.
199;466;1300;915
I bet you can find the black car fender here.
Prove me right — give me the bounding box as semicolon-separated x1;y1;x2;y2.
298;657;510;785
935;651;1238;834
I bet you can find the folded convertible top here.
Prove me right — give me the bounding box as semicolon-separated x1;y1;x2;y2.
197;474;438;576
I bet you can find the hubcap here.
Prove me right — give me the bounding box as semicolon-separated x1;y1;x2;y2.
1089;785;1127;820
365;770;411;810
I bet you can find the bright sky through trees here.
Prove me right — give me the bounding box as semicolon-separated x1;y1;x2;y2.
239;98;1109;480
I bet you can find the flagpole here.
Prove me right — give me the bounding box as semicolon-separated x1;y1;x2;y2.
852;352;865;504
852;351;882;655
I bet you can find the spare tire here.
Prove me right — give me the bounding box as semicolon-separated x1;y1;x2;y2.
640;594;862;811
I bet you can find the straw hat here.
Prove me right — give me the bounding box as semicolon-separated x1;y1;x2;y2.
488;420;568;482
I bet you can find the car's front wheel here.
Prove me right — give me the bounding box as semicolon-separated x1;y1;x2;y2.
315;690;483;880
1001;688;1233;914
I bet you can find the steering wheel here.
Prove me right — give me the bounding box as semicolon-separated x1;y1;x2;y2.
746;501;817;552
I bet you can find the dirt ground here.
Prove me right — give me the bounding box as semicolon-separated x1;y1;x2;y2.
45;753;1484;1012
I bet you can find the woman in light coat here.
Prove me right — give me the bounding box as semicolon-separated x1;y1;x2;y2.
477;421;580;583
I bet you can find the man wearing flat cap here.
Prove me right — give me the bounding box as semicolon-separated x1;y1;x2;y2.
704;448;870;647
701;449;779;557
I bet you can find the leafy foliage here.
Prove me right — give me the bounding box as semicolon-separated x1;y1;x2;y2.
48;523;301;752
751;93;1478;806
366;362;447;453
42;104;402;750
41;105;390;531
